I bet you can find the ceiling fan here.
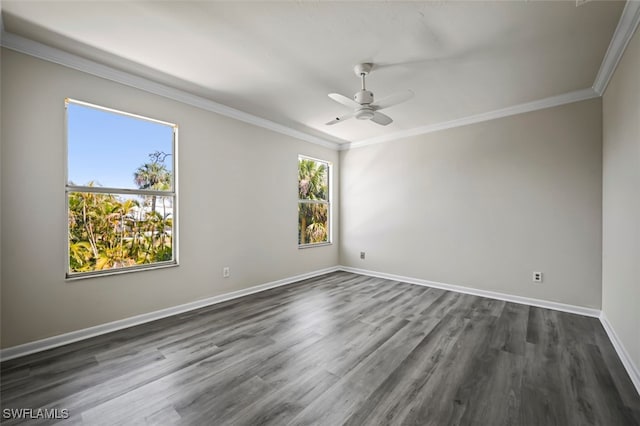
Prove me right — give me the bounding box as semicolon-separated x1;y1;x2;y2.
326;63;413;126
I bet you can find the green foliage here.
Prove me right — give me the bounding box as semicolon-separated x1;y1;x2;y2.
298;158;329;244
68;189;173;273
68;151;173;274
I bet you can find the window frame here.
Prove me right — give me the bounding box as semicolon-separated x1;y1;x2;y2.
298;154;332;248
64;98;179;279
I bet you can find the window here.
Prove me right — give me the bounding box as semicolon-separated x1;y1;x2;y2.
66;99;177;278
298;156;331;246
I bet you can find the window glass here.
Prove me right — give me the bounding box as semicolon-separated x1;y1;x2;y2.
298;156;330;246
66;100;177;277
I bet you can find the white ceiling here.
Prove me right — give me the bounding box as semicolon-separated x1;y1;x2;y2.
0;1;627;145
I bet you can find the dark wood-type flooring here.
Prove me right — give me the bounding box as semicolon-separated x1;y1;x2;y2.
1;271;639;425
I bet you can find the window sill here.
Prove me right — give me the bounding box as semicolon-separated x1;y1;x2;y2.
298;242;333;249
66;261;178;281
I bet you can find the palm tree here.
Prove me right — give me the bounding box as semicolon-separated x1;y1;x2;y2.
134;161;171;214
299;159;327;200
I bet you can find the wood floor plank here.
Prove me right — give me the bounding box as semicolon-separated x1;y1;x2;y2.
174;375;272;424
292;313;446;426
489;302;529;356
394;303;501;425
1;347;166;407
456;349;525;426
341;312;470;426
1;271;638;426
223;369;339;425
520;309;572;426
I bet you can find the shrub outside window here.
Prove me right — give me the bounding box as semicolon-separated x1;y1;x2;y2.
66;99;178;278
298;156;331;246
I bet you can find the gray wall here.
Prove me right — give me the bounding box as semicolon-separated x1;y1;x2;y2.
0;49;339;348
340;99;603;309
602;26;640;375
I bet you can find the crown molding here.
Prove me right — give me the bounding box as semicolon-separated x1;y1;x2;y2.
342;87;599;150
0;30;341;151
593;0;640;95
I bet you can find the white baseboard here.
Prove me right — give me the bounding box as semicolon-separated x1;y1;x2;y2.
0;266;339;362
338;266;601;317
600;311;640;396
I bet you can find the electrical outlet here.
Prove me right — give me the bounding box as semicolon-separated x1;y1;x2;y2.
223;267;230;278
360;251;366;260
532;272;543;283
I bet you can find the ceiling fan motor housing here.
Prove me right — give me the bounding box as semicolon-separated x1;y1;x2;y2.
355;106;375;120
354;90;374;105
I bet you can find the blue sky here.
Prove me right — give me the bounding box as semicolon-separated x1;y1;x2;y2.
67;102;174;190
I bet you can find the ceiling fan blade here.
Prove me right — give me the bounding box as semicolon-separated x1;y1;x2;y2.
328;93;360;109
326;111;355;125
373;89;414;110
370;111;393;126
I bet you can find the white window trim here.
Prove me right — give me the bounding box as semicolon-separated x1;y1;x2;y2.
298;155;332;248
65;98;179;279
